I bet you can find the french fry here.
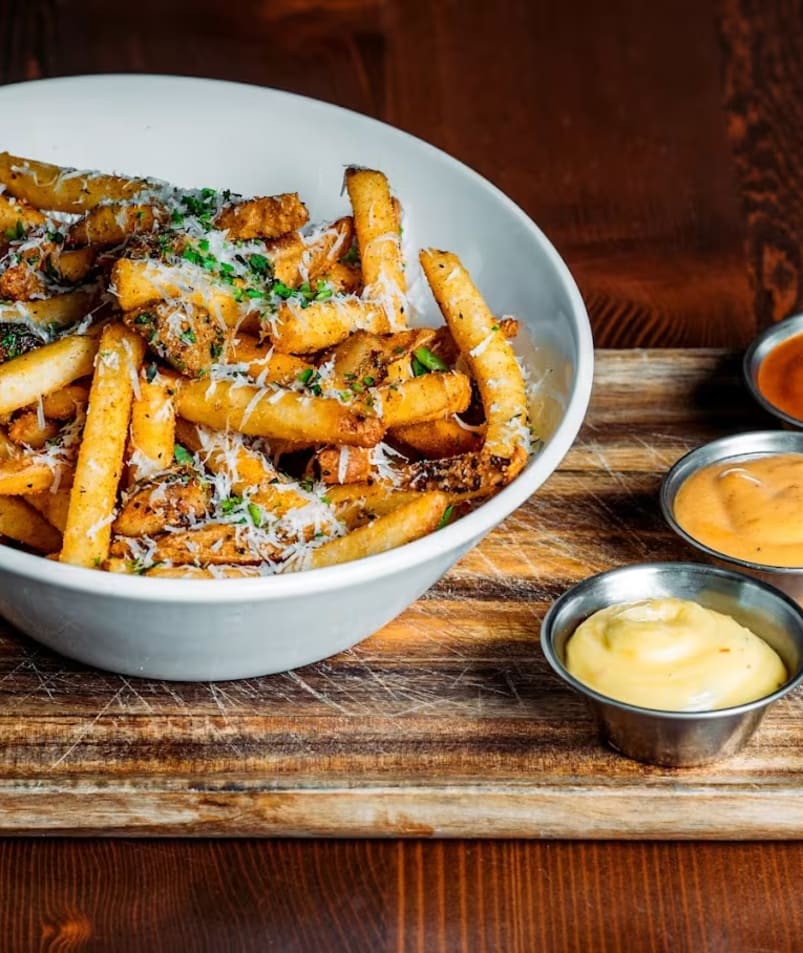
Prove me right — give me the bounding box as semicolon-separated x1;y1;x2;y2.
271;298;384;353
52;247;98;284
345;167;407;330
110;523;282;566
114;472;209;536
227;334;312;385
325;484;431;527
0;495;62;553
24;485;72;533
0;152;150;212
67;203;165;247
391;417;484;458
36;383;90;419
329;328;436;388
111;258;246;331
0;457;61;494
263;232;306;286
175;420;309;515
419;249;529;464
60;324;146;568
214;193;309;240
175;378;383;447
378;371;471;429
0;193;46;234
0;333;98;417
0;287;100;331
127;369;177;483
314;446;373;484
0;429;18;460
302;216;355;281
309;491;448;568
105;561;262;579
7;411;59;449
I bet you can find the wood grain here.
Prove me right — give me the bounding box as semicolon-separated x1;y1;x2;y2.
0;350;792;838
2;838;803;953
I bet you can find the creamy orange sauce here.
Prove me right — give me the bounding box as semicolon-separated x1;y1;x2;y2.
673;453;803;567
565;598;787;711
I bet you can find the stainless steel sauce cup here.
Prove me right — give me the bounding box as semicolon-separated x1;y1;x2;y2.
540;562;803;767
743;312;803;428
660;431;803;603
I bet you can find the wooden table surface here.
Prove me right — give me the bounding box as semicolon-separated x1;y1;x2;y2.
3;0;803;950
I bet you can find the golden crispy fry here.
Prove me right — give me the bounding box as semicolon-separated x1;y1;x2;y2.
391;417;484;458
24;485;72;532
215;193;309;240
0;333;98;417
7;411;59;449
378;371;471;429
0;495;61;553
317;262;361;296
302;216;355;281
52;247;98;284
0;152;150;212
325;484;431;528
227;334;312;385
67;203;165;248
111;258;244;329
345;167;406;330
329;328;436;389
0;429;17;460
175;420;309;515
264;232;306;286
111;523;281;566
176;378;383;447
0;193;46;235
127;369;177;483
419;249;529;463
309;491;447;568
35;382;90;419
314;446;373;484
0;457;62;493
114;471;209;536
271;298;384;354
60;324;146;568
0;287;100;331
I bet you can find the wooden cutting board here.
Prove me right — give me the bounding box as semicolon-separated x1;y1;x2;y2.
2;349;801;839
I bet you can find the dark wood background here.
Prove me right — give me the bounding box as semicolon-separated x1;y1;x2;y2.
2;0;803;950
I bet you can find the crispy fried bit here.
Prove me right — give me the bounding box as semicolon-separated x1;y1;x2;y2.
0;261;44;301
123;300;229;379
114;468;210;537
313;446;373;484
110;523;282;567
215;193;309;241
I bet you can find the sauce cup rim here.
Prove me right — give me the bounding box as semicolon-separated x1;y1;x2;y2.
743;313;803;428
660;431;803;575
540;560;803;720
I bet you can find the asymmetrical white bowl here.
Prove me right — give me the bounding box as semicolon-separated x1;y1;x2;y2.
0;75;593;679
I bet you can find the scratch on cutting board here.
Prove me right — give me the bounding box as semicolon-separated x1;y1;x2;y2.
283;670;349;714
50;685;126;768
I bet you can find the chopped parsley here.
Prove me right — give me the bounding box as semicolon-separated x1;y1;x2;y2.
436;505;454;530
173;444;194;466
412;346;449;373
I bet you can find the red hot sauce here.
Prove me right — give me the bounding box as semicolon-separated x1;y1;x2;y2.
757;332;803;421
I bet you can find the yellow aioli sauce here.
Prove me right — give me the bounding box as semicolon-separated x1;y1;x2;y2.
673;453;803;567
565;598;786;711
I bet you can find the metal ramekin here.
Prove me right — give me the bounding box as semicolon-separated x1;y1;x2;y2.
744;313;803;428
660;431;803;603
541;562;803;767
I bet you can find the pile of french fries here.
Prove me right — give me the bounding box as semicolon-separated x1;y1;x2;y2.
0;151;532;577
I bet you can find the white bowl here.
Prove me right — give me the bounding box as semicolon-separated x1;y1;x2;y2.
0;75;593;680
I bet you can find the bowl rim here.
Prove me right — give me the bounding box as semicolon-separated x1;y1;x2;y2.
540;560;803;719
743;312;803;429
0;73;594;603
659;430;803;575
